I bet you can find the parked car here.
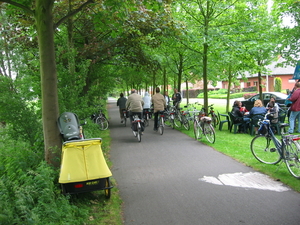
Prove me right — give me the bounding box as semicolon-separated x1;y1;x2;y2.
241;92;288;111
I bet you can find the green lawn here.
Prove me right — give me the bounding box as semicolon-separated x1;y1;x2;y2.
177;101;300;193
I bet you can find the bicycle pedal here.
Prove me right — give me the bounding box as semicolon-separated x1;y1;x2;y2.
270;148;276;152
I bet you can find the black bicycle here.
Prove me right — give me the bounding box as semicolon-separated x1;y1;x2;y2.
250;113;300;178
91;108;109;130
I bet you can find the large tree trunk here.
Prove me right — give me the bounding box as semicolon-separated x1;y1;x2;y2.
35;0;61;167
203;42;208;114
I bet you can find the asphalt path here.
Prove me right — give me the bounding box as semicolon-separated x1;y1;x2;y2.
108;98;300;225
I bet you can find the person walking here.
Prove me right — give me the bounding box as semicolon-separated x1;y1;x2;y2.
288;82;300;134
172;88;181;109
151;87;166;131
117;93;127;123
126;89;144;131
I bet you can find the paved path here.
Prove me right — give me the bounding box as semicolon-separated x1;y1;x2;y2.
108;98;300;225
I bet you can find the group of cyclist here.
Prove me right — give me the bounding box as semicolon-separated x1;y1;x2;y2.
117;88;182;133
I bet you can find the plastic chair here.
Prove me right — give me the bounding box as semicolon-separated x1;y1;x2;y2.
249;114;265;136
271;109;287;134
218;112;231;131
228;112;243;134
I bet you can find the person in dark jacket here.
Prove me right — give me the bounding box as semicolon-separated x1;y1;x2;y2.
231;101;250;133
117;93;127;123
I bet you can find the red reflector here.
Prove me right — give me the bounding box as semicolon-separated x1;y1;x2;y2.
293;137;300;141
74;184;84;188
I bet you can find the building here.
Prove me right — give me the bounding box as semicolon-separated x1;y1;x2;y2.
222;56;297;93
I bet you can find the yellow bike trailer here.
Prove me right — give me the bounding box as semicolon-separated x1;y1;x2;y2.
59;138;113;198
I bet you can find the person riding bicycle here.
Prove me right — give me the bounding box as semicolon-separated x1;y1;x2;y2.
151;87;166;131
117;93;127;123
126;89;144;132
143;92;152;119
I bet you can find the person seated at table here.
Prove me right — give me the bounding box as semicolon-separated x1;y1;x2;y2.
266;96;280;113
267;101;278;124
249;99;267;116
231;101;250;133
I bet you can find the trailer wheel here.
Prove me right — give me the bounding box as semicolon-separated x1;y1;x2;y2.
104;178;111;199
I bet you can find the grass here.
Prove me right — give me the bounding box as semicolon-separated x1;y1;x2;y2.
178;101;300;193
75;124;124;225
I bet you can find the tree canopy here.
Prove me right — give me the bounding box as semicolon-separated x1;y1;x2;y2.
0;0;298;165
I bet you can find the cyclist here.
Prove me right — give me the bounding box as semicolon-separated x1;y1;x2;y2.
143;92;152;119
126;89;144;132
117;93;127;123
151;87;166;131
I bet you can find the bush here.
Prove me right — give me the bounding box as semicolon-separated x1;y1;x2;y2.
275;77;282;92
243;93;257;99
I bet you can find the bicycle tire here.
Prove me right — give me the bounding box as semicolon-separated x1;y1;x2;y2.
211;113;219;128
174;114;181;128
284;140;300;178
203;123;215;144
170;116;175;129
137;123;141;142
193;121;202;140
250;135;281;164
124;117;127;127
96;116;109;130
144;119;149;127
159;117;164;135
181;115;190;130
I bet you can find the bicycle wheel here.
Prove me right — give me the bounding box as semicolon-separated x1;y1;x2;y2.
284;140;300;178
174;114;181;128
211;113;219;128
250;135;281;164
169;115;175;129
181;115;190;130
144;118;149;127
203;123;215;144
96;116;109;130
158;117;164;135
193;121;202;140
124;117;127;127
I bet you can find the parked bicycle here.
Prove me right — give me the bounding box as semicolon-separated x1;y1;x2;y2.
131;114;142;142
207;104;219;128
164;108;175;129
193;107;216;144
250;113;300;178
91;108;109;130
173;106;190;130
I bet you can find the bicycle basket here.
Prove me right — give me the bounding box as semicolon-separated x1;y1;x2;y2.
258;123;268;135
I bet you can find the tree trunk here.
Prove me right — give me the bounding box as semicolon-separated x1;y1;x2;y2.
226;65;232;113
35;0;61;167
185;79;189;104
203;42;208;114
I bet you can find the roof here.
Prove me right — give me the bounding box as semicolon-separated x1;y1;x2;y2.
266;57;295;75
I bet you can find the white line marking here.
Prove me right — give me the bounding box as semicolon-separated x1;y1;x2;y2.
199;172;290;192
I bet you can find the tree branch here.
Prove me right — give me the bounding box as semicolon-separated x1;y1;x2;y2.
54;0;94;29
0;0;34;15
